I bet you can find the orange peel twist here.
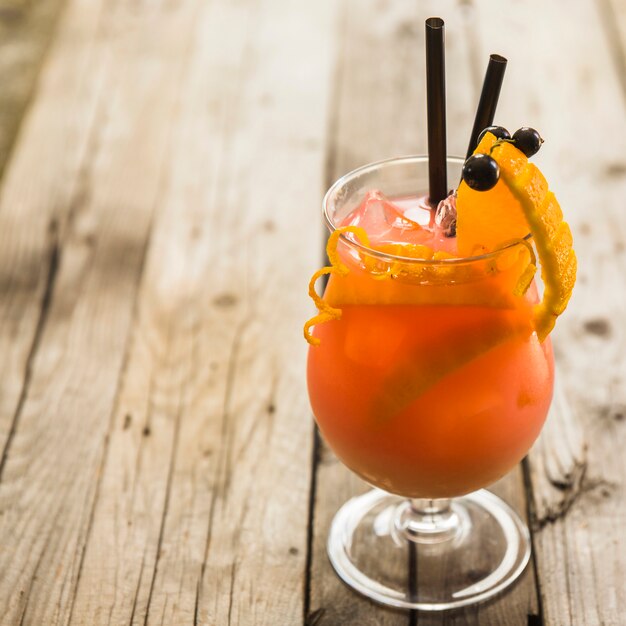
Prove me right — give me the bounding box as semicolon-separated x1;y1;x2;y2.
304;226;370;346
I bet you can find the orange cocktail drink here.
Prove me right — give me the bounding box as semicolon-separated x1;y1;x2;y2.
304;144;574;610
307;235;554;498
306;155;555;498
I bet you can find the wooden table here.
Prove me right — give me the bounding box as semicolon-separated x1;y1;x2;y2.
0;0;624;624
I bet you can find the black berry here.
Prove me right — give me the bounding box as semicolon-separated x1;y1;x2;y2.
512;127;543;157
462;154;500;191
477;125;510;143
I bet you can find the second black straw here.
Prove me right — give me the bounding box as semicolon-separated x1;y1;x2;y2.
465;54;507;158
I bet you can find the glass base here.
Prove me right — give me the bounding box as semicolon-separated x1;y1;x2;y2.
327;488;530;611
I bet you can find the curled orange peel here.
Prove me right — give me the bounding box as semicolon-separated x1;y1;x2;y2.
304;226;370;345
515;260;537;297
488;141;576;341
461;132;577;341
304;208;545;346
494;238;538;297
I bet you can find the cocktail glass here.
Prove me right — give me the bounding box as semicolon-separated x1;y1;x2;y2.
307;156;554;610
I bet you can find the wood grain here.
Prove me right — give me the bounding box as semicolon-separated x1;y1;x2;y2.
598;0;626;103
527;381;587;530
0;0;101;473
0;0;67;178
307;2;539;625
470;0;626;623
0;0;213;623
0;0;623;623
66;0;339;624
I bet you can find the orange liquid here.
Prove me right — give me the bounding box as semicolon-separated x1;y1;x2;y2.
307;249;554;498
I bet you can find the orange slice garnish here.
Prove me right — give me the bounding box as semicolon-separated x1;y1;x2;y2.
457;132;577;341
372;310;533;421
305;222;535;345
457;133;529;256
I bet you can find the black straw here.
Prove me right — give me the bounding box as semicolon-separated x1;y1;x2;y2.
425;17;447;206
465;54;507;158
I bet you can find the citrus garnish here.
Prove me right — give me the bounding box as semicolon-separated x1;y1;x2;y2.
457;131;576;341
498;237;537;297
372;311;533;421
304;226;370;346
304;217;536;346
457;133;528;256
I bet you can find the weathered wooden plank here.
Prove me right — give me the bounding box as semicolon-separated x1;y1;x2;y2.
470;0;626;623
67;1;339;624
0;0;67;178
0;0;103;470
180;3;338;620
597;0;626;103
0;1;204;623
528;382;587;529
308;2;539;624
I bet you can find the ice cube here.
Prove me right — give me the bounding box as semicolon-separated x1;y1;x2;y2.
434;192;457;238
391;197;432;227
342;190;431;245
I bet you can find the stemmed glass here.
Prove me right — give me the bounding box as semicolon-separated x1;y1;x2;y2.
307;156;553;610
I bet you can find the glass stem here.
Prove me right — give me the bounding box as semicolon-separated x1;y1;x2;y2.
395;498;461;544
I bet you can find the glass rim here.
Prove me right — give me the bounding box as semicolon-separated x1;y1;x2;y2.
322;154;532;266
